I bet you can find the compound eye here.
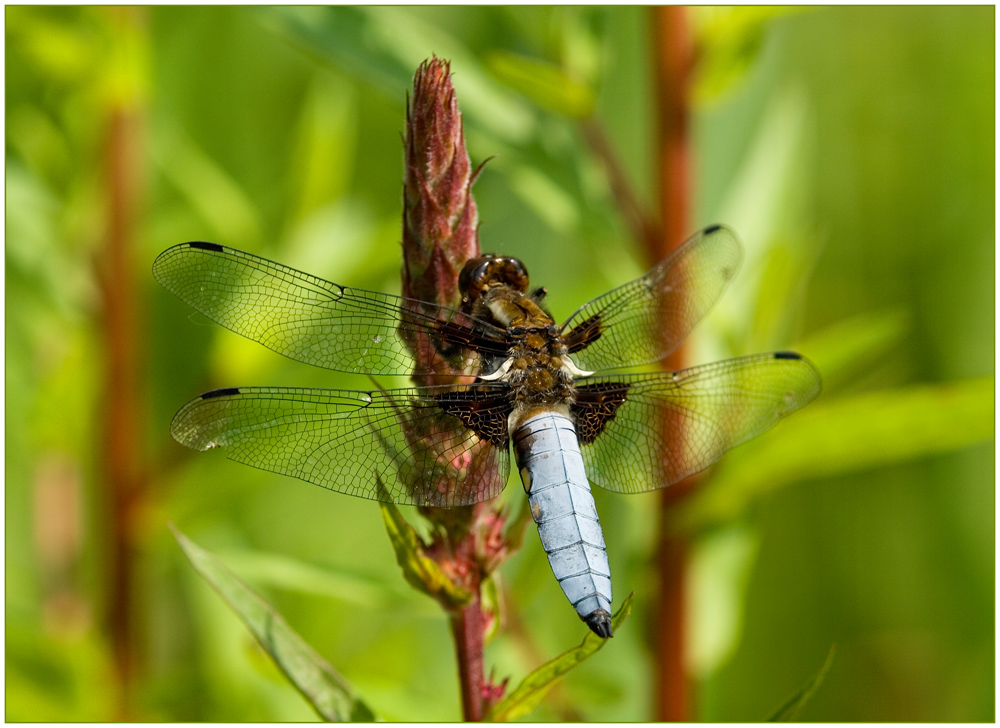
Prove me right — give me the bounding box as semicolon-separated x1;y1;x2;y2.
499;257;530;293
459;256;497;301
459;255;531;299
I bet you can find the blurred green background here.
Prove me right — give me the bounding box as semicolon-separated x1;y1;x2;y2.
5;6;993;721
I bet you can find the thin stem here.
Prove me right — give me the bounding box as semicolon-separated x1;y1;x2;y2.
578;118;662;255
651;6;694;263
650;6;695;722
653;483;696;721
450;593;485;721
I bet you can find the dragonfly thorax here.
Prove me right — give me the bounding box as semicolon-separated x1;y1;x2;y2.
466;277;578;408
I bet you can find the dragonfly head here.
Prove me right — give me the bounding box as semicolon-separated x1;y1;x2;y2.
459;255;529;303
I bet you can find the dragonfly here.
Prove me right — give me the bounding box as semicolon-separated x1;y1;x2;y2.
154;224;821;638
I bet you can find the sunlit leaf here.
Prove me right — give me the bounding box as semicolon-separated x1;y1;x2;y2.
216;548;428;611
6;7;103;83
152;123;264;246
688;525;760;678
767;646;836;721
747;240;813;351
707;88;810;351
673;377;995;533
691;7;807;105
484;593;633;722
256;6;535;144
173;526;377;722
379;500;474;610
485;51;595;118
286;76;359;221
506;163;580;233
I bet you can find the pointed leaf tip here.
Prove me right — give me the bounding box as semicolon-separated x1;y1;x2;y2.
379;500;474;609
767;645;836;721
485;593;634;722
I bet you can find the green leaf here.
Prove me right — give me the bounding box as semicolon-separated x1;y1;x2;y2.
673;377;995;533
485;51;596;118
480;574;502;645
795;309;910;388
688;525;760;678
152;123;264;246
379;500;474;610
172;526;377;722
484;593;634;722
256;6;535;144
746;239;815;352
767;646;836;721
215;548;426;612
691;7;807;105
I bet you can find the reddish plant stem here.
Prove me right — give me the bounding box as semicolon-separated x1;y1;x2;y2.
651;6;695;263
450;592;485;721
99;7;148;717
103;106;142;716
650;6;695;722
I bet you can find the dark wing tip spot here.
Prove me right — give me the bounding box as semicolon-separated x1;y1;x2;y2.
702;223;723;234
202;386;240;399
188;241;224;252
773;351;802;360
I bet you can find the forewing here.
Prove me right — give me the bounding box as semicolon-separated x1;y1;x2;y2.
170;384;513;507
561;225;742;372
153;242;509;377
573;353;821;493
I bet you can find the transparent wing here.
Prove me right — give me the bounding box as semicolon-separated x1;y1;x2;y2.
561;225;742;372
153;242;510;377
572;352;821;493
170;383;514;507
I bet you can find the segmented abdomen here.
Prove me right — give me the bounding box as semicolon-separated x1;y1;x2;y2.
512;410;613;630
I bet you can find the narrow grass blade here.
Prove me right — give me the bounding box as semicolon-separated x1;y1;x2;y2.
173;526;376;722
767;646;836;721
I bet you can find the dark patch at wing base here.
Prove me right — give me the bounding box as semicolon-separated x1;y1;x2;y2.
572;382;630;444
435;389;513;448
563;313;603;354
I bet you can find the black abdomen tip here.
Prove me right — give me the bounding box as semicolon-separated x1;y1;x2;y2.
202;387;240;399
773;351;802;360
703;223;723;234
584;609;613;639
188;241;224;252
